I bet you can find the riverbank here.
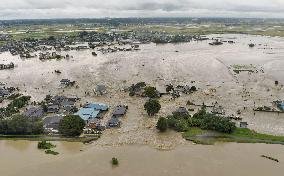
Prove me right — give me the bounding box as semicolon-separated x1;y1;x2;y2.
0;134;100;144
183;128;284;145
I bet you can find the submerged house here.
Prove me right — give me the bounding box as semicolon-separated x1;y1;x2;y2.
0;88;11;98
174;107;189;115
75;103;108;123
60;79;71;85
0;62;14;70
23;107;44;119
112;105;127;118
240;122;248;128
47;104;60;113
94;84;107;96
107;118;121;128
278;103;284;111
43;115;63;133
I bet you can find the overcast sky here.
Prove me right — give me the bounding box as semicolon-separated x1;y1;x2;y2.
1;0;284;20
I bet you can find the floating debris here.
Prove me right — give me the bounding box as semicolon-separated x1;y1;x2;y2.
261;155;279;162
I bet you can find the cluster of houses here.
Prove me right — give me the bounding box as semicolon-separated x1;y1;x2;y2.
23;106;44;119
0;85;17;99
46;95;78;114
0;34;11;41
77;103;128;134
0;87;11;98
107;105;128;128
0;62;14;70
60;79;75;87
0;27;204;58
39;52;70;60
40;96;128;133
97;45;140;54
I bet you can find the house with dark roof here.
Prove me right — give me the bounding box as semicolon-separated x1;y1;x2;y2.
0;88;11;98
47;104;60;113
240;122;248;128
60;79;71;85
61;101;75;108
112;105;128;118
43;115;63;133
51;95;67;105
107;118;121;128
23;107;44;119
175;107;188;114
94;84;107;96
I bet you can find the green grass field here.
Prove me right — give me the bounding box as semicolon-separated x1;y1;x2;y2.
182;127;284;145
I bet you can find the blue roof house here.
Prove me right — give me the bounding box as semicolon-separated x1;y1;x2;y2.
279;103;284;111
75;103;108;122
83;103;108;111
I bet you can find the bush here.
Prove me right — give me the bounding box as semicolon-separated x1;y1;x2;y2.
45;150;59;155
174;119;189;132
112;157;119;166
59;115;85;136
166;114;190;132
156;117;168;132
38;141;56;149
144;99;161;116
190;86;197;92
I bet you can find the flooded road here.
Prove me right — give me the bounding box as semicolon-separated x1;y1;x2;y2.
0;140;284;176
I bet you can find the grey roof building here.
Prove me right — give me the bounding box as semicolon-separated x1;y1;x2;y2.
107;118;121;128
112;105;127;117
23;107;44;119
43;116;63;131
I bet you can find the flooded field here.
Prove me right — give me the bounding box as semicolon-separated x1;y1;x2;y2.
2;34;284;147
0;140;284;176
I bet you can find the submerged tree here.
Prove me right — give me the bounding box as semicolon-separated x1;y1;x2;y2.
144;99;161;116
59;115;85;137
156;117;168;132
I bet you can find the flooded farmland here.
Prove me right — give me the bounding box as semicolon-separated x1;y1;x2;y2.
2;34;284;139
2;34;284;175
0;140;284;176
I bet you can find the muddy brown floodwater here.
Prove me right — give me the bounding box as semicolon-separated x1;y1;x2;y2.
1;34;284;175
0;141;284;176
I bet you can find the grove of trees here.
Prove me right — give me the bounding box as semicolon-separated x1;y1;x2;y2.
0;115;43;135
59;115;85;137
157;107;236;134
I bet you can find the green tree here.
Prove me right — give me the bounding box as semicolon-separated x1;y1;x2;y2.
144;99;161;116
0;115;43;135
190;86;197;92
156;117;168;132
112;157;119;166
144;86;159;98
59;115;85;136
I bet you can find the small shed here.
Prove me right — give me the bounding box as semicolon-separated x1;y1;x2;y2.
240;122;248;128
60;79;71;85
107;118;121;128
175;107;188;114
94;85;107;96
